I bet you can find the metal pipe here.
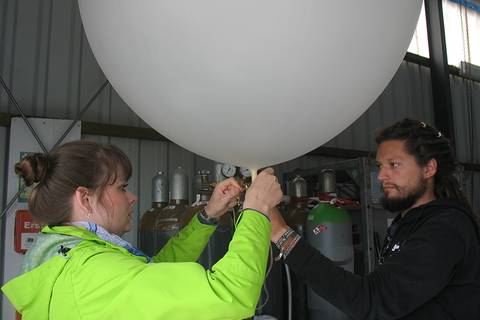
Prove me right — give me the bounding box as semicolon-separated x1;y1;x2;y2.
425;0;456;145
0;74;48;153
0;80;109;221
0;189;23;220
51;80;109;150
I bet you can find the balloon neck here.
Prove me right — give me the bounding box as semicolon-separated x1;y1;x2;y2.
250;168;258;182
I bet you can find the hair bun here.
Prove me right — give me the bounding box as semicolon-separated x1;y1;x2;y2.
15;153;50;186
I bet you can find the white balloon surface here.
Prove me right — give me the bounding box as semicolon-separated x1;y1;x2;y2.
78;0;422;170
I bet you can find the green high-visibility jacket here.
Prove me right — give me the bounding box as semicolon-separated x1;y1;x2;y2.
2;210;271;320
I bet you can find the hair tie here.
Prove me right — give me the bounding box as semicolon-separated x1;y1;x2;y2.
419;121;427;128
436;131;442;138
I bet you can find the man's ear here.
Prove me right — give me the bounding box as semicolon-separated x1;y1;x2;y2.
74;186;92;213
423;158;438;179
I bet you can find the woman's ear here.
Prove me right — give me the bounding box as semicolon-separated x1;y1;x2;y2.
74;186;92;213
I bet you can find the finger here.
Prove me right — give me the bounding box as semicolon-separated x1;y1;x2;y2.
229;186;242;197
214;179;230;192
225;183;243;194
224;187;242;200
219;178;244;194
226;178;243;190
227;199;237;208
261;167;274;175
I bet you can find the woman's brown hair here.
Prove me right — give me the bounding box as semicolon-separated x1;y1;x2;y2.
15;140;132;225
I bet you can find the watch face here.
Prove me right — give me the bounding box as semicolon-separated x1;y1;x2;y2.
221;164;237;177
239;167;251;177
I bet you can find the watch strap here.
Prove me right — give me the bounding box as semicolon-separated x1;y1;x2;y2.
197;209;219;226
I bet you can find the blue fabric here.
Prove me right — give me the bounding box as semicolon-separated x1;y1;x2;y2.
67;221;152;263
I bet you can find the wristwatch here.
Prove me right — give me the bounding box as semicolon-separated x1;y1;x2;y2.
197;209;219;226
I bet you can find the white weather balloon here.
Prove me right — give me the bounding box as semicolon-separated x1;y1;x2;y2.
78;0;422;170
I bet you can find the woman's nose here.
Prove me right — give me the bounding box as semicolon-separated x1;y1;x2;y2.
128;192;138;204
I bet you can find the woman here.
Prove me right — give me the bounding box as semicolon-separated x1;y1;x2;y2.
2;140;282;320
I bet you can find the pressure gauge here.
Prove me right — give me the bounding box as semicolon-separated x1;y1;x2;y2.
221;164;237;177
239;167;251;178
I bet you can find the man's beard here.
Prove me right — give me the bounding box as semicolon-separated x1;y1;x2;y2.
381;178;428;213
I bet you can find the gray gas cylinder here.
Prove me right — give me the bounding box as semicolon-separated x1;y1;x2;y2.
154;166;190;250
152;170;168;205
171;166;189;201
292;175;307;198
286;175;308;236
306;203;354;320
320;169;336;194
139;171;168;256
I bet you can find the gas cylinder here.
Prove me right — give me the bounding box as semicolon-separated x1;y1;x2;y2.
154;166;189;250
319;169;336;194
139;171;168;256
306;203;354;320
182;170;212;226
285;175;309;236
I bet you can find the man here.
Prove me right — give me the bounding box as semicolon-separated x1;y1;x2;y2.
270;119;480;319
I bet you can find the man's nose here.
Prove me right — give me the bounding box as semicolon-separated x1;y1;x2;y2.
377;167;389;182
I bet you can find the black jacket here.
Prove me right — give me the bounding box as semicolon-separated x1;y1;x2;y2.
285;199;480;319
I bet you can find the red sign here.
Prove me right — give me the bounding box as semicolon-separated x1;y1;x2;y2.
313;224;328;235
14;210;43;254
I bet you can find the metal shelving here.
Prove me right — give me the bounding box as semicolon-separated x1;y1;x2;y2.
283;157;390;274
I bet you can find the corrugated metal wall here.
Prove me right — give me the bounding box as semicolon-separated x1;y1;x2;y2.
451;76;480;163
450;76;480;211
0;0;146;127
0;127;7;270
0;127;6;211
326;61;435;151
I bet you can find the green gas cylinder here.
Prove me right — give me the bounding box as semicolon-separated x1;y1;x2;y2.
306;203;354;320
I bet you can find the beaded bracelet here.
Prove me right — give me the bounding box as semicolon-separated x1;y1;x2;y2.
274;229;301;261
275;227;295;249
282;233;301;258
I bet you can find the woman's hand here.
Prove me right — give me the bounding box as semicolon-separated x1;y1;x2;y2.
243;168;282;216
205;178;243;219
269;207;290;242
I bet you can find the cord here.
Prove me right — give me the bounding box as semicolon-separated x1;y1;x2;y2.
256;242;273;312
284;263;293;320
